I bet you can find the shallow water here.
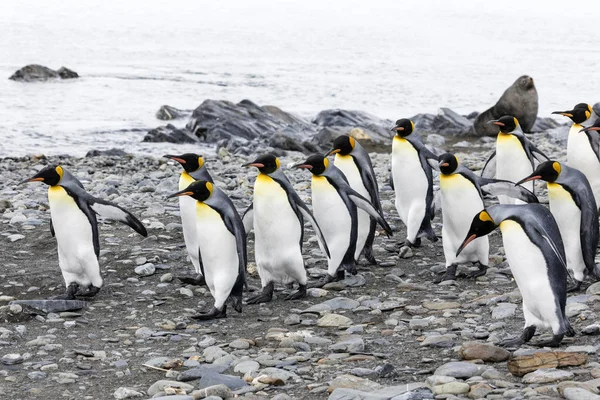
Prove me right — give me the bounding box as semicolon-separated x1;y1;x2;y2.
1;0;599;157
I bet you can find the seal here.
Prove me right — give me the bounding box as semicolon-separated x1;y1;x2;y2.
473;75;538;136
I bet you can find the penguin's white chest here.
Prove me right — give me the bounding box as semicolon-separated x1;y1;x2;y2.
567;124;600;206
496;133;533;203
178;172;201;272
48;186;96;276
547;182;584;280
499;220;558;326
440;174;487;263
195;202;239;295
253;174;302;260
391;137;428;219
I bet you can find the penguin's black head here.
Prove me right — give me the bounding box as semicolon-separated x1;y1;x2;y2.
438;153;458;175
391;119;414;137
244;154;280;175
489;115;519;134
167;180;214;202
327;135;355;156
292;154;328;176
516;160;561;185
552;103;593;124
456;210;497;257
516;75;535;91
20;165;63;186
164;153;204;173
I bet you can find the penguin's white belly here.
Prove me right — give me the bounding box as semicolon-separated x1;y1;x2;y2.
440;174;488;265
253;174;303;284
496;134;533;205
179;172;201;273
499;220;560;330
335;154;370;259
312;175;352;275
567;125;600;208
195;203;239;307
48;186;100;287
548;183;585;281
391;137;428;225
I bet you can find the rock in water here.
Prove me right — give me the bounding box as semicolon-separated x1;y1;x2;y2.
9;64;78;81
156;105;187;120
143;124;197;144
473;75;538;136
9;299;88;313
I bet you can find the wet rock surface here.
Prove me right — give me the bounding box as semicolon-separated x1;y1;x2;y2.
9;64;79;81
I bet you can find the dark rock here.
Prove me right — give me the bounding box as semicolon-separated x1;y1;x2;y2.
10;299;88;313
313;109;393;144
378;363;398;378
177;365;229;382
531;117;565;132
411;108;472;136
9;64;78;81
156;105;188;121
56;67;79;79
198;372;248;390
85;148;130;158
473;75;539;136
143;124;198;144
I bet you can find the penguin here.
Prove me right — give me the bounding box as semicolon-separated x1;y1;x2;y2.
164;153;213;286
480;115;549;204
20;165;148;299
390;118;438;248
167;180;245;319
435;153;538;283
242;154;330;304
326;135;383;264
552;104;600;209
516;160;600;291
293;154;392;287
457;204;575;347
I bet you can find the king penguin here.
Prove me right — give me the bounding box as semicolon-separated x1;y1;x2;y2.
20;165;148;299
242;154;330;303
481;115;549;204
435;153;538;283
164;153;213;285
326;135;383;265
552;104;600;209
517;160;600;291
457;204;575;347
293;154;392;287
167;180;245;319
391;118;438;248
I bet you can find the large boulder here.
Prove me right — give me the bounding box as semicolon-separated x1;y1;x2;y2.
9;64;78;81
313;109;394;145
143;124;198;144
411;108;473;136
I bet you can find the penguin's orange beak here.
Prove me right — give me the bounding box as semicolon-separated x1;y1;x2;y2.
164;155;186;164
456;234;477;257
166;190;193;199
551;111;573;118
515;175;541;186
326;148;341;157
391;126;404;132
243;162;264;168
439;162;450;167
18;177;44;185
488;120;504;126
292;163;313;169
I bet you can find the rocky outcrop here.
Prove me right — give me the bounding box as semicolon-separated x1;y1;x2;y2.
143;124;198;144
155;105;189;121
312;109;394;145
411;108;474;136
9;64;79;81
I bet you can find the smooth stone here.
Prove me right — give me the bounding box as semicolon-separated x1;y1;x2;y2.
233;360;260;374
491;303;517;319
566;302;590;317
152;396;193;400
562;387;600;400
522;368;575;384
420;334;456;348
147;380;194;396
468;382;493;399
317;314;353;327
586;282;600;295
229;339;250;350
177;365;229;382
302;297;360;313
203;346;229;362
433;382;470;395
434;362;479;379
113;387;144;399
135;327;154;339
135;263;156;276
10;299;87;313
191;384;232;399
458;342;510;362
198;372;248;390
422;301;460;310
1;354;24;365
328;374;383;392
329;336;365;353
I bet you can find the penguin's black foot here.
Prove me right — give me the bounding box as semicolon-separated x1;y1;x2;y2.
467;263;488;279
191;306;227;320
230;296;243;313
285;284;307;301
363;248;378;265
177;274;206;286
246;282;274;304
51;282;78;300
76;285;101;298
344;263;358;275
566;280;582;292
433;264;457;284
531;334;564;348
308;275;335;289
497;326;536;348
403;238;421;248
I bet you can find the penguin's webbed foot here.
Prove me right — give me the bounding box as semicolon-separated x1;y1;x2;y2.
566;280;582;292
51;282;78;300
362;247;378;265
467;263;488;279
308;274;335;289
433;264;457;284
285;284;307;301
191;306;227;320
403;238;421;248
531;334;564;348
177;274;206;286
230;296;243;313
76;285;101;298
246;282;274;304
497;326;536;348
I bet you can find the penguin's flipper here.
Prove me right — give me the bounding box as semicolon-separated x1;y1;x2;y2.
348;192;393;236
478;178;539;203
570;188;600;275
527;142;550;163
242;203;254;234
480;151;496;178
388;170;395;190
297;206;330;258
89;198;148;237
534;223;569;276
